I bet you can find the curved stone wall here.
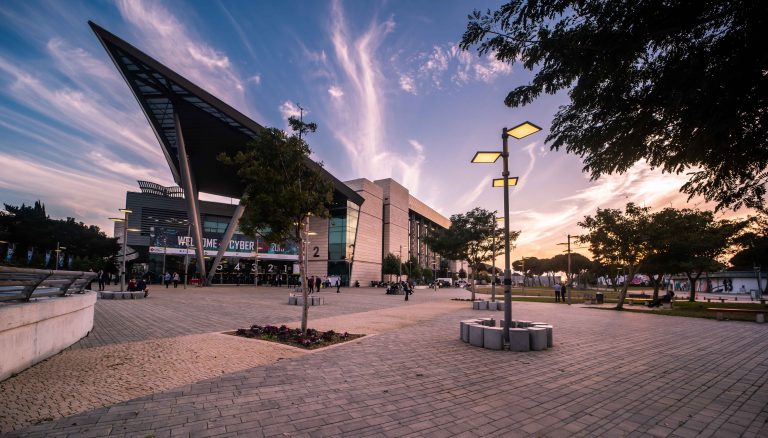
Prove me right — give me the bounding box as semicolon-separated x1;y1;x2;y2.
0;292;96;381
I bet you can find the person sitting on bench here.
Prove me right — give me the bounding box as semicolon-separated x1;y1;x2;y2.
649;290;674;307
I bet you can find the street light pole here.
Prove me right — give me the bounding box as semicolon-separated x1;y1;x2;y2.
491;214;497;303
501;127;513;344
471;121;541;346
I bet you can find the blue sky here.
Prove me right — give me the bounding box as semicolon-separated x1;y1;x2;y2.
0;0;741;258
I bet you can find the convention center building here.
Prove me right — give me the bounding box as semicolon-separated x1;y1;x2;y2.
91;22;450;286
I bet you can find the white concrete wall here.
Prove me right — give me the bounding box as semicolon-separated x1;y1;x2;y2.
0;292;96;382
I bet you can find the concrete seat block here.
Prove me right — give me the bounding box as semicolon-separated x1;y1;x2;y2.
517;320;532;327
483;327;504;350
288;296;297;305
479;317;494;327
508;328;530;352
460;320;478;342
472;301;481;310
495;302;503;311
532;324;553;347
469;324;484;347
528;327;547;351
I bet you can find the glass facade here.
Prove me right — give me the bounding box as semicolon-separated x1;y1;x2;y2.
327;199;360;285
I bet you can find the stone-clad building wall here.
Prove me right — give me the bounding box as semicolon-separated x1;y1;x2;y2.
344;179;384;285
375;179;410;264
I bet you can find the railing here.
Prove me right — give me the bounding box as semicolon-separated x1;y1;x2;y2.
0;266;97;302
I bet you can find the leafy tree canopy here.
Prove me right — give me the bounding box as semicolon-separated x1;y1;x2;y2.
461;0;768;210
219;124;333;333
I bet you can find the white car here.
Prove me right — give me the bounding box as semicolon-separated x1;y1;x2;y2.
455;280;469;288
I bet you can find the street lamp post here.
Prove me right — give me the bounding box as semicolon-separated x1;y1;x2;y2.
109;208;133;292
472;121;541;344
54;242;66;271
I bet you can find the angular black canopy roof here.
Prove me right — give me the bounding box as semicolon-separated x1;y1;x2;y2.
89;21;363;205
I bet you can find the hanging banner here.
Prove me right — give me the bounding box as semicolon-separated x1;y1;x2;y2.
149;228;298;260
44;250;51;267
27;246;33;264
67;255;73;269
6;243;15;262
58;252;65;267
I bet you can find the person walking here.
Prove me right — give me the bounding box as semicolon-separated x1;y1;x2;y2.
172;272;180;288
315;276;322;293
336;278;341;293
308;276;314;294
164;271;171;288
404;281;411;301
561;282;567;303
554;282;561;302
97;270;105;291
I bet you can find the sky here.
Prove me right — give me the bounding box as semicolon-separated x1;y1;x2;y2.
0;0;748;259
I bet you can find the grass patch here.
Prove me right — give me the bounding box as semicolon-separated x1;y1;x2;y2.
232;325;364;349
597;300;767;322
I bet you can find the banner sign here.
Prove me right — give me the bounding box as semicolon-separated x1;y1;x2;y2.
44;250;51;267
27;246;33;264
149;227;298;260
5;243;14;262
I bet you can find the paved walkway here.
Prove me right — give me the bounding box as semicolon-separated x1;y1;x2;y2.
4;288;768;437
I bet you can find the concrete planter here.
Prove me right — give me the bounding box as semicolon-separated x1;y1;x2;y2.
1;292;96;381
532;324;554;348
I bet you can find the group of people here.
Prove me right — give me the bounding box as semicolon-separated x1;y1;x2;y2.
163;272;181;288
95;269;113;291
553;282;568;302
126;275;149;297
306;276;341;293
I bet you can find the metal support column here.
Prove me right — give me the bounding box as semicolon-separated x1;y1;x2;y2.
175;112;208;285
206;204;245;285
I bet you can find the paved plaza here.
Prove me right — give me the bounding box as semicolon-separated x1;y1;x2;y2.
2;286;768;437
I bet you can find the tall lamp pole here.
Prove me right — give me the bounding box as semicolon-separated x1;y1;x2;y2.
109;208;133;292
472;121;541;344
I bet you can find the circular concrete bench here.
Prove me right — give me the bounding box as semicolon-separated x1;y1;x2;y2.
472;300;503;311
288;294;325;306
460;319;554;352
99;291;146;299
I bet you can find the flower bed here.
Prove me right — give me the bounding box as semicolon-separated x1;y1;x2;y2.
233;325;364;349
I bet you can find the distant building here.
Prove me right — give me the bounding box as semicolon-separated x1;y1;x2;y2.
93;22;450;286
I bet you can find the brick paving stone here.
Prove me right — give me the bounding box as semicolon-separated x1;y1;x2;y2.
3;292;768;437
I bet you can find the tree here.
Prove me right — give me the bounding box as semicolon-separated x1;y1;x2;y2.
0;201;118;270
665;211;746;301
382;253;401;281
219;126;333;333
458;268;467;279
578;203;653;309
427;207;519;301
461;1;768;210
730;213;768;280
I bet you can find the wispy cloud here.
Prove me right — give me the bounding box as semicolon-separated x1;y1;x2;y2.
317;0;427;189
397;43;513;93
399;74;416;94
327;85;344;98
115;0;259;120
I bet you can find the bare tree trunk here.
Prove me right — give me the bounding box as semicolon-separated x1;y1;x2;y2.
651;274;662;301
615;266;636;310
470;268;476;301
686;272;702;302
299;221;309;334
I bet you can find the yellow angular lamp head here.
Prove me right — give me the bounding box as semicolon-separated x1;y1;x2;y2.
492;177;519;188
109;217;125;222
471;151;501;163
506;121;542;139
119;208;133;214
